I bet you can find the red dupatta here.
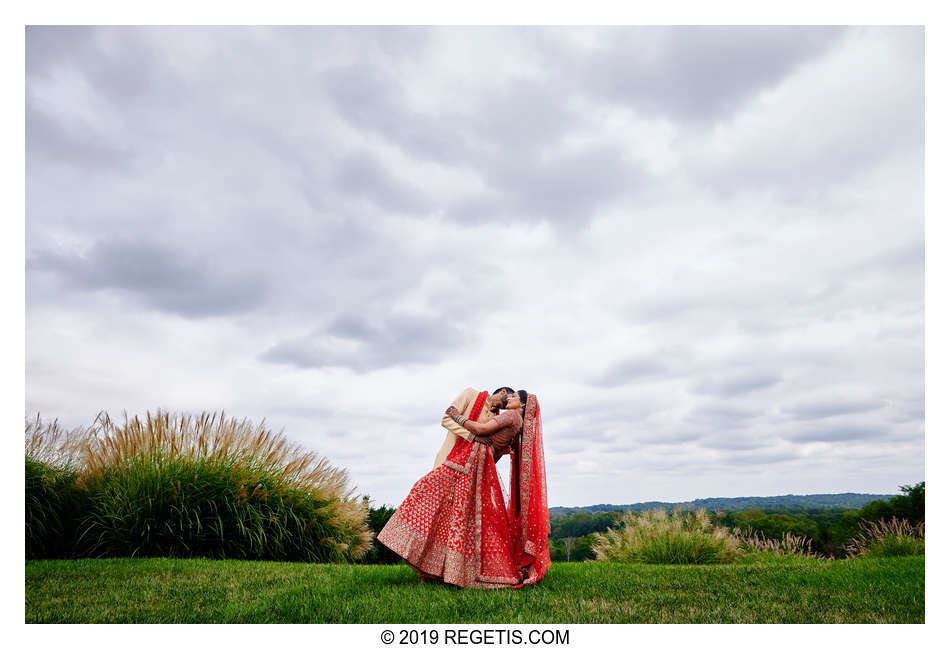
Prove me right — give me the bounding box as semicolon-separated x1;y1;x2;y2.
508;394;550;585
468;390;488;422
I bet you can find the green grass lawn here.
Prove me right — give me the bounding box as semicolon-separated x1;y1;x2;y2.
25;556;923;623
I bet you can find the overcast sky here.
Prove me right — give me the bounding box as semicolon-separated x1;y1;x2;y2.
25;26;923;507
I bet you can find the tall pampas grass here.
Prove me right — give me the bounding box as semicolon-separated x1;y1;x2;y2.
591;508;741;564
26;409;372;562
844;517;924;558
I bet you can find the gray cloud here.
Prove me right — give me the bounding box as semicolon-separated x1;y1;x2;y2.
332;149;432;213
636;429;705;445
26;96;138;173
723;449;803;465
686;403;762;428
843;239;924;280
891;398;924;424
781;425;889;443
322;63;403;131
322;47;646;227
466;75;581;154
699;433;768;451
26;26;94;77
322;62;470;168
537;26;849;124
27;26;159;101
591;356;671;387
549;395;674;434
691;370;783;397
465;144;645;225
27;237;270;318
260;312;468;373
781;398;884;421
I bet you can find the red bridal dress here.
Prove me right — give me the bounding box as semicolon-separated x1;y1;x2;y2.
377;393;550;589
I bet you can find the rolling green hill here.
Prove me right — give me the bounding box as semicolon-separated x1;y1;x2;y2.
549;492;897;518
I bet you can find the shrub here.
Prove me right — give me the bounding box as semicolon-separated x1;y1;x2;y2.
844;516;924;558
591;508;740;564
359;497;401;564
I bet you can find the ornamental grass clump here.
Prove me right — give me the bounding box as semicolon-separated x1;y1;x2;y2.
26;413;91;472
733;530;826;561
25;415;94;558
844;516;924;558
591;508;740;564
73;409;372;562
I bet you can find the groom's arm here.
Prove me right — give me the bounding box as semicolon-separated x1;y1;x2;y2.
442;387;477;442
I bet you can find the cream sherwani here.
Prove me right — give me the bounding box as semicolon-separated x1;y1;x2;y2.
433;387;496;469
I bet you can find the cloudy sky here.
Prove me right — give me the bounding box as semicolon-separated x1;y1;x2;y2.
25;26;923;507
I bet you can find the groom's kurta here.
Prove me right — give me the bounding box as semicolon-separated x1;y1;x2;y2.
433;387;495;469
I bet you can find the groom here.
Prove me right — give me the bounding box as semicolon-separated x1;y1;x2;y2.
432;386;513;468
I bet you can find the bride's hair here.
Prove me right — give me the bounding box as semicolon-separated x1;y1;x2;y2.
517;390;528;415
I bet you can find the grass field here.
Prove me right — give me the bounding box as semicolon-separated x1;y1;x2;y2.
25;556;923;624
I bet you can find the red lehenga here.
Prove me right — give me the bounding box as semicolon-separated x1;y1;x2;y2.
377;394;550;589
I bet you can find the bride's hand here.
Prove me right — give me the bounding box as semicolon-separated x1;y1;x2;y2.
446;406;461;417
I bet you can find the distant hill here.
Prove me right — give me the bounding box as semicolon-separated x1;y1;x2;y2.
549;492;897;517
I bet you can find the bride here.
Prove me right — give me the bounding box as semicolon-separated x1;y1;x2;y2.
377;390;550;589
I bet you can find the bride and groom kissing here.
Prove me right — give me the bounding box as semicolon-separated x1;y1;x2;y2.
377;387;550;589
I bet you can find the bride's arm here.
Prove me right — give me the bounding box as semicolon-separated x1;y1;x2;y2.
445;406;503;440
464;419;501;434
464;411;513;434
